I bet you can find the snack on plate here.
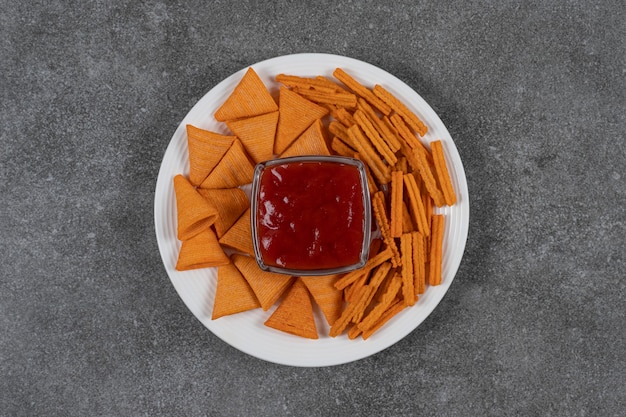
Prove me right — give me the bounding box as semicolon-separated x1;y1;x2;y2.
231;253;294;311
431;140;457;206
218;209;254;256
225;111;278;164
274;86;328;154
199;139;254;189
175;228;229;271
214;67;278;121
389;170;404;238
196;187;249;238
264;278;318;340
212;263;260;319
278;119;330;158
173;174;218;240
171;66;458;340
412;231;426;295
185;125;236;186
300;274;343;326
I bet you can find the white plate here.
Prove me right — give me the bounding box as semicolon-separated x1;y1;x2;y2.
154;53;469;367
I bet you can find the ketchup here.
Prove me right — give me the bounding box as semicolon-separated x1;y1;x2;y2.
255;161;366;271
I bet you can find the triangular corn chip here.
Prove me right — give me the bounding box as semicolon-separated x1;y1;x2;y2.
212;263;260;319
175;228;230;270
214;67;278;121
200;140;254;189
232;254;293;311
264;278;318;339
218;208;254;256
173;174;218;241
226;111;278;163
301;274;343;326
279;119;330;158
197;188;249;238
186;125;236;186
274;86;328;155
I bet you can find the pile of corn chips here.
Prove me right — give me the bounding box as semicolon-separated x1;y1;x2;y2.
173;66;456;340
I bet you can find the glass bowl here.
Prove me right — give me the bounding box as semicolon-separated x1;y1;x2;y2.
250;155;372;276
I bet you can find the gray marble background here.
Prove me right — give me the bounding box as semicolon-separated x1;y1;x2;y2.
2;1;624;416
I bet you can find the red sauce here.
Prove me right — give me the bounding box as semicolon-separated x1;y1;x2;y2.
256;161;365;271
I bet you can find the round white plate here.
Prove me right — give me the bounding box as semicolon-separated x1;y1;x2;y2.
154;53;469;367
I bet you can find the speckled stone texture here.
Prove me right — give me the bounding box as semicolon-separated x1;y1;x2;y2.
1;1;624;416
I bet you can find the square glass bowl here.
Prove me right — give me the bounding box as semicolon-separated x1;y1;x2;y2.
250;155;372;276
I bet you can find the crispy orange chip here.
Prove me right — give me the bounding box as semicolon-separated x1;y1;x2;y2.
353;109;397;165
186;125;236;186
390;171;404;238
335;107;356;127
356;98;402;152
334;247;392;290
403;173;430;237
274;86;329;155
329;286;366;337
212;263;260;319
334;263;393;337
200;140;254;189
401;201;414;233
412;231;426;295
232;254;294;311
329;120;351;144
347;324;363;340
264;279;318;339
428;215;445;286
292;87;358;108
218;208;254;256
412;143;445;207
226;111;278;164
347;124;391;185
331;136;356;158
343;270;369;303
389;113;425;152
353;153;379;194
333;68;392;115
372;265;394;303
372;191;401;267
175;228;230;271
301;274;343;326
358;272;402;332
276;74;349;94
373;84;427;136
421;179;434;236
431;140;457;206
402;152;441;212
400;233;416;306
173;174;218;241
362;298;407;340
351;261;393;324
214;67;278;121
197;187;249;238
279;119;330;158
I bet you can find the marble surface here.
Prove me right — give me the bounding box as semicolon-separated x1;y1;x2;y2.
2;1;624;416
